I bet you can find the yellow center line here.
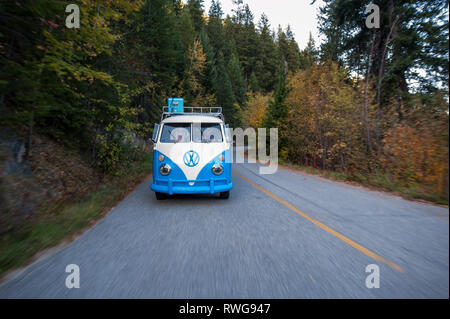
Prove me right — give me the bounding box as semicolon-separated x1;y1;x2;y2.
233;170;405;273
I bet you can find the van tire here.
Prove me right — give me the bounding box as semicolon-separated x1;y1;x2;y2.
155;192;168;200
219;191;230;199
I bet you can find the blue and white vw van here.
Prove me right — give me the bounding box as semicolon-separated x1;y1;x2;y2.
150;106;233;200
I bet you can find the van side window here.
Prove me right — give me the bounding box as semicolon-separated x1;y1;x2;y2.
160;123;191;143
192;123;223;143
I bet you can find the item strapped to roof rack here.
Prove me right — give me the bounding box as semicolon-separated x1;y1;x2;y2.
161;106;224;121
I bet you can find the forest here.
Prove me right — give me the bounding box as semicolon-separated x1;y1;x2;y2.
0;0;449;205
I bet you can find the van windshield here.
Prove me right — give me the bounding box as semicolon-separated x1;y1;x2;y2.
160;123;191;143
193;123;223;143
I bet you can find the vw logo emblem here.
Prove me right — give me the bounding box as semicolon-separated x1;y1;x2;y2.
183;151;200;167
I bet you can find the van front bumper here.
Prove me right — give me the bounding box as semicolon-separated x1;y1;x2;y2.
151;178;233;195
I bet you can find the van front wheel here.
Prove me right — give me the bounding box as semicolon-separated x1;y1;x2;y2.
219;191;230;199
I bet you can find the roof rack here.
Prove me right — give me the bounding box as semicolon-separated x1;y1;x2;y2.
161;106;224;122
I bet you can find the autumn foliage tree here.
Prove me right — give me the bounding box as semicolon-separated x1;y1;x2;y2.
242;93;269;129
382;92;449;198
283;63;366;171
183;40;215;107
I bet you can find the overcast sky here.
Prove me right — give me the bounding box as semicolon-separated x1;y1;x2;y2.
200;0;325;49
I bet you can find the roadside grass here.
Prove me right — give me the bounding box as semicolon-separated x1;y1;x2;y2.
0;152;153;279
279;159;448;206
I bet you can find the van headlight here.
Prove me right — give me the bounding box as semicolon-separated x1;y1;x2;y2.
212;163;224;175
159;163;172;176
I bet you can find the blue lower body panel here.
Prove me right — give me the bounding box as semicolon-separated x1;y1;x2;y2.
151;178;233;195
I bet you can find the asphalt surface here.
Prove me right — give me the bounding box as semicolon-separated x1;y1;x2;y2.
0;154;448;298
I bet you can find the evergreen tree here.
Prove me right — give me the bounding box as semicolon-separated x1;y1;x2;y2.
264;64;288;129
255;14;278;92
277;25;300;74
318;0;449;98
135;0;186;122
214;52;237;126
179;7;195;50
248;72;260;92
199;28;217;96
207;0;229;58
300;32;319;69
227;51;247;106
187;0;205;33
226;1;259;81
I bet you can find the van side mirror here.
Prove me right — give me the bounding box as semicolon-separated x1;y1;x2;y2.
151;124;160;143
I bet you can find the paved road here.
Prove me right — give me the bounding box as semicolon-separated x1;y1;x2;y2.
0;156;448;298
